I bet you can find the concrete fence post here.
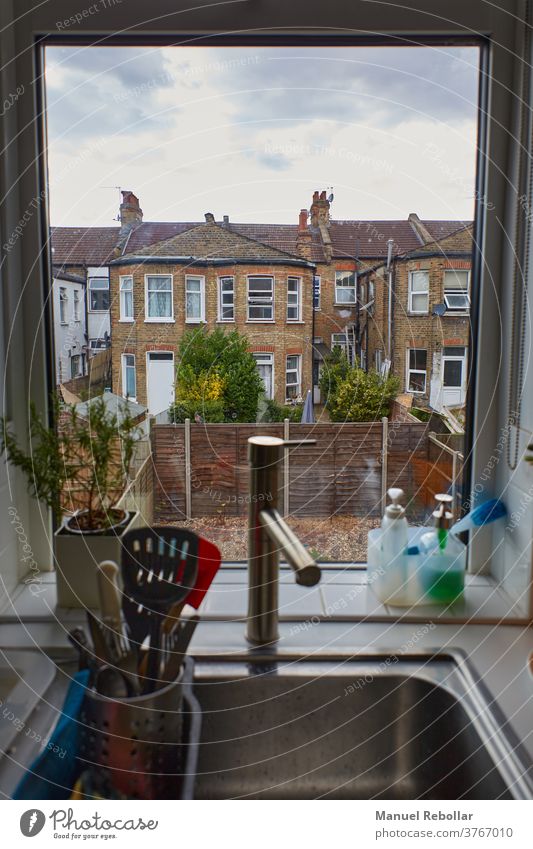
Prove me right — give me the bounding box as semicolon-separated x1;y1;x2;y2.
381;416;389;514
184;417;192;520
284;417;290;516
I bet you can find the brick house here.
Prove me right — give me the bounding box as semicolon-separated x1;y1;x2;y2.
108;211;316;413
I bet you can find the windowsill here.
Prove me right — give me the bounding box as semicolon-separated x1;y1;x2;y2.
407;312;429;316
443;312;470;317
286;320;305;324
246;320;275;324
333;303;356;308
119;319;135;323
185;319;207;324
216;320;235;324
144;318;175;323
88;311;110;315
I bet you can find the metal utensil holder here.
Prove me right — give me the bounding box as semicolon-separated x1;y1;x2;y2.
79;657;194;799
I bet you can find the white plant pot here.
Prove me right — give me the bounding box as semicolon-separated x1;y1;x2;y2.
54;510;142;609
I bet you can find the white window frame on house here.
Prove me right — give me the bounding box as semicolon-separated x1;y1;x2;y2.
443;269;471;312
119;275;134;321
89;338;107;352
375;349;383;373
247;275;274;321
253;352;274;400
408;270;430;314
285;354;302;401
185;275;206;323
59;287;68;324
73;289;80;322
217;276;235;321
144;273;174;322
331;331;355;365
70;353;83;379
313;275;321;310
88;276;110;313
406;348;428;393
287;276;302;321
334;270;356;305
122;353;137;400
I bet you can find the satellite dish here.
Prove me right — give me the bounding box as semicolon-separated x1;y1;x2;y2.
432;303;447;316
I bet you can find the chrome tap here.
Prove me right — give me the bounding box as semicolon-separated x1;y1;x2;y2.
246;435;321;645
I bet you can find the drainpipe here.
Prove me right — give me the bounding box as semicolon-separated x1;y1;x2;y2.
386;239;394;363
311;271;316;398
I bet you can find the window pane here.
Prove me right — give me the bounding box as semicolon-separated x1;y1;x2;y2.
443;359;463;387
186;292;201;318
409;349;427;370
408;371;426;392
411;293;428;312
411;271;429;291
444;270;469;290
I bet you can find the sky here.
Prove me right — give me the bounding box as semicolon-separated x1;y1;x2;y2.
45;45;480;227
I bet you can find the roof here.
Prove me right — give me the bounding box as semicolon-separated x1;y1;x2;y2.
52;266;86;285
74;391;147;422
51;226;120;265
116;219;313;266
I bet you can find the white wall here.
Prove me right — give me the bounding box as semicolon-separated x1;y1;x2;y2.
52;277;87;383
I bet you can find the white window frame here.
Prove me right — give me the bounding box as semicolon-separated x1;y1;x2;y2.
144;273;174;322
285;354;301;401
122;353;137;400
119;275;134;321
287;276;302;321
253;352;274;400
185;275;206;323
217;276;235;321
408;270;430;314
443;269;471;312
334;270;356;305
247;275;274;322
70;353;82;379
313;275;321;310
73;289;80;322
331;332;355;366
59;287;68;324
88;276;110;313
406;348;428;394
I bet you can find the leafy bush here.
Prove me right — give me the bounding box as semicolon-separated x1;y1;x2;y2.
319;350;399;422
263;399;303;423
169;328;264;423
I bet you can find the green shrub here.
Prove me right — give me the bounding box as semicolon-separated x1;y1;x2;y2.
328;368;399;422
168;398;225;423
263;399;303;423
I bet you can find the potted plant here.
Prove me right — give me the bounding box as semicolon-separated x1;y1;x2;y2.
1;393;143;608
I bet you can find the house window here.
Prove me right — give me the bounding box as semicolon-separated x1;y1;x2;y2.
73;289;80;322
407;349;428;393
368;280;375;314
218;276;234;321
248;276;274;321
375;349;383;373
313;275;321;309
286;354;301;401
89;338;107;351
331;332;355;365
335;270;356;304
185;275;205;322
59;287;68;324
408;270;429;313
88;277;110;312
122;353;136;399
145;274;173;320
70;354;82;379
287;277;301;321
119;275;134;320
253;352;274;399
444;269;470;312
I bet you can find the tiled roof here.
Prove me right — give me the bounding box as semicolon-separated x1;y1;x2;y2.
228;223;326;263
51;227;120;265
422;220;470;242
329;220;424;259
118;220;311;264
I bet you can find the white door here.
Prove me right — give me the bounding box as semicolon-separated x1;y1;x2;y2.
253;353;273;400
441;347;467;407
146;352;175;415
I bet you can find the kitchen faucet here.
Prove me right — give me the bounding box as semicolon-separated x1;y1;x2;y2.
246;435;321;644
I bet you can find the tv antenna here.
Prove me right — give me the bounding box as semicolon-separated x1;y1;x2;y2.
101;186;123;220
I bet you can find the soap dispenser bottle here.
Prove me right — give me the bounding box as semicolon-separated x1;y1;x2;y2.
420;494;466;603
375;488;409;602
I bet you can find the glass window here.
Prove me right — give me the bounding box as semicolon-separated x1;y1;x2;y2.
73;289;80;321
59;287;67;324
122;353;136;398
444;269;470;311
313;275;321;309
285;354;301;400
120;275;134;320
218;276;234;321
248;276;274;321
408;271;429;313
331;332;354;365
185;276;205;322
287;277;301;321
407;348;428;392
146;275;173;320
70;354;82;379
89;277;110;311
335;271;356;304
253;352;274;399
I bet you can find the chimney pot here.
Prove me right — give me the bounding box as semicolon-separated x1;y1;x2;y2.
205;212;215;223
223;215;230;226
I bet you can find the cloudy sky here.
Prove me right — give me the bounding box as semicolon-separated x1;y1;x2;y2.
45;45;479;226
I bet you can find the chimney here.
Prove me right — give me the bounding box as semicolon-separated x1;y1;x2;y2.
205;212;215;223
119;191;143;228
223;215;230;227
296;208;312;260
310;189;331;227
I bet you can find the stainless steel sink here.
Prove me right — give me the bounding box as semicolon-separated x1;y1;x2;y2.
193;654;533;800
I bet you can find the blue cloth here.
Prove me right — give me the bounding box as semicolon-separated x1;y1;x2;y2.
14;669;89;800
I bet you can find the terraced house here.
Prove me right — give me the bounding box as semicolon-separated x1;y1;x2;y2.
51;190;473;416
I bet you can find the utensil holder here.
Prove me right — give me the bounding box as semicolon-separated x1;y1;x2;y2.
79;657;195;799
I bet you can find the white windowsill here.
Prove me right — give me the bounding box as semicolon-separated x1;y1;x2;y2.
144;318;175;323
246;320;275;324
119;319;135;323
185;319;207;324
286;320;305;324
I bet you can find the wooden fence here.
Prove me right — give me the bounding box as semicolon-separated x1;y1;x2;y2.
151;419;455;523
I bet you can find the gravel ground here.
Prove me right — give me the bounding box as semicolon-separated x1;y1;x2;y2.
180;515;381;562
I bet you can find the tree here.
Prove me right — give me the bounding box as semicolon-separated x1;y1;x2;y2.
319;351;399;422
169;328;264;423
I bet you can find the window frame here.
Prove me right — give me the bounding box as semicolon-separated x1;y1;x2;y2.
70;353;82;379
88;276;110;313
121;352;137;400
287;276;302;322
334;270;356;305
285;353;301;401
406;348;428;394
443;269;471;313
313;275;321;310
331;331;355;366
73;289;80;322
119;274;134;321
253;351;274;400
217;275;235;322
408;270;430;314
185;274;206;323
247;275;274;322
144;273;174;323
59;286;68;324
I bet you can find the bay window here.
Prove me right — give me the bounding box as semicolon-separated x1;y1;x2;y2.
145;274;173;321
248;276;274;321
287;277;301;321
218;276;235;321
